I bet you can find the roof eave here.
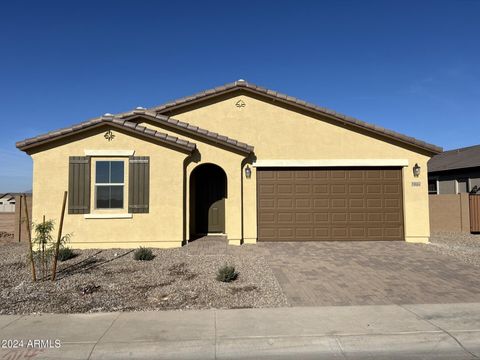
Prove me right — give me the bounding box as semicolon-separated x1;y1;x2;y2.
16;120;196;154
151;83;442;155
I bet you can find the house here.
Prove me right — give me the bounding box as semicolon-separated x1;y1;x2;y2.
428;145;480;195
0;193;16;212
16;80;442;249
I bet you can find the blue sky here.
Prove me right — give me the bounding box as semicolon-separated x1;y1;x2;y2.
1;0;479;192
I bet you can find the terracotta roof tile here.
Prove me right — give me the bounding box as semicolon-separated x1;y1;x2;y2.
16;117;196;153
149;80;442;154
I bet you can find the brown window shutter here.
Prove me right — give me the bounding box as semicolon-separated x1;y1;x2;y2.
68;156;91;214
129;156;150;213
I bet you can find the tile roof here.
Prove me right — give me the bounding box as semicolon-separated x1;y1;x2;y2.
16;116;197;153
120;110;254;154
428;144;480;173
150;80;442;155
16;111;254;155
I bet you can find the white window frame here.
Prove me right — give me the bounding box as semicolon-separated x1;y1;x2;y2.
94;160;125;210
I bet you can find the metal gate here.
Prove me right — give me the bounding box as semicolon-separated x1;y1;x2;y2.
470;194;480;233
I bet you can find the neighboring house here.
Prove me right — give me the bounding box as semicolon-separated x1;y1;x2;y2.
0;193;16;212
428;145;480;195
16;80;442;249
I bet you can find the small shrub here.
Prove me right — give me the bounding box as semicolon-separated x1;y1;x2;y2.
216;265;238;283
134;247;155;261
57;247;76;262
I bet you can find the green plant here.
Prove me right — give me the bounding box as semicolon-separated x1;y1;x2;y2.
57;247;76;262
33;219;55;279
134;247;155;261
216;265;238;282
32;219;74;280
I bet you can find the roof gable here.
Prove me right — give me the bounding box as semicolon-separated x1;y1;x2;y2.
124;111;254;154
150;80;442;155
16;110;254;155
16;117;196;154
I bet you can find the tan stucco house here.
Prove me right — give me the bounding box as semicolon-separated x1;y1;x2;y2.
17;80;442;249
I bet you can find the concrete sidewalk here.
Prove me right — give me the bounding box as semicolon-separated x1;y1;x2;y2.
1;303;480;359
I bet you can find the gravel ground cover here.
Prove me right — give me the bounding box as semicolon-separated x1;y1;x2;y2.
429;232;480;267
0;239;288;314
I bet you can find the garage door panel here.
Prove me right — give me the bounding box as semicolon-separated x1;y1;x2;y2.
384;184;401;194
384;170;402;179
259;184;275;194
314;213;329;223
350;228;366;237
295;198;311;208
348;171;364;180
277;171;294;179
349;199;365;208
314;228;330;238
296;228;313;238
367;184;382;194
259;199;275;209
332;213;347;222
313;184;329;194
331;199;347;208
384;198;401;208
278;184;293;194
278;228;294;239
257;168;404;241
259;212;275;223
278;212;294;223
277;199;294;209
332;227;348;238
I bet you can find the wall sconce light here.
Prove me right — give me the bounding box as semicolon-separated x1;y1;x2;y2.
245;165;252;179
413;163;421;178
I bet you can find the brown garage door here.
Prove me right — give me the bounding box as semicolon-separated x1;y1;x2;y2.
257;168;404;241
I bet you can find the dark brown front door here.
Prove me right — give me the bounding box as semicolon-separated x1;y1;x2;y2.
257;168;404;241
208;198;225;233
191;164;226;235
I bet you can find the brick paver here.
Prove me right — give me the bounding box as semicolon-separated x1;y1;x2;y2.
258;241;480;306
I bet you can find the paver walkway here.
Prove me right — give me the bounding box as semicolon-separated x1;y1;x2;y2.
259;241;480;306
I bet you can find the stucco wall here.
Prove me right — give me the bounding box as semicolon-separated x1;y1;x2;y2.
429;194;470;233
30;128;188;249
29;91;435;248
164;93;433;243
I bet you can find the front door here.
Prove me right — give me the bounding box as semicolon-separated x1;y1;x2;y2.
208;198;225;233
191;164;227;235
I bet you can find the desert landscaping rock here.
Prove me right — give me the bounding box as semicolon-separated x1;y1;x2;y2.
428;232;480;267
0;239;288;314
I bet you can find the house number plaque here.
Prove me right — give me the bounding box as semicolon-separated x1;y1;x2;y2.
411;181;421;187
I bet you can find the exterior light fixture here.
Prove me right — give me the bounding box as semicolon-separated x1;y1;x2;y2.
413;163;421;178
245;165;252;179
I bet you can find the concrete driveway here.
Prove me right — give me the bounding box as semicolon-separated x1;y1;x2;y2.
258;241;480;306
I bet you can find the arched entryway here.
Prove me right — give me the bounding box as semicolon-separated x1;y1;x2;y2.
189;163;227;238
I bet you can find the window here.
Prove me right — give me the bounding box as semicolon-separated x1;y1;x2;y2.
428;179;438;194
95;161;124;209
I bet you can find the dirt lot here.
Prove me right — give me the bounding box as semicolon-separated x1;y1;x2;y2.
0;213;14;240
0;238;288;315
